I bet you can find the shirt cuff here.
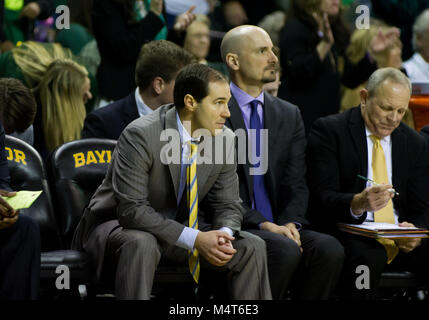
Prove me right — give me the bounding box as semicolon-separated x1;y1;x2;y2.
219;227;233;237
350;208;364;219
175;227;200;250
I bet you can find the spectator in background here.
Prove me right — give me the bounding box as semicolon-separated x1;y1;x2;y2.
164;0;215;28
0;77;40;300
82;40;194;140
278;0;399;134
56;0;99;74
210;0;280;32
258;10;286;47
0;78;36;145
170;14;228;77
92;0;195;104
403;9;429;83
340;22;415;129
6;42;91;159
2;0;52;49
55;0;100;112
371;0;429;61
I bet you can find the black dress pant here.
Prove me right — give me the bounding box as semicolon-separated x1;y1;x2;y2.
248;228;344;300
0;215;41;300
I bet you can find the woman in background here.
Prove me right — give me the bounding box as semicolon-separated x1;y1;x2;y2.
340;22;414;128
278;0;399;133
7;42;91;158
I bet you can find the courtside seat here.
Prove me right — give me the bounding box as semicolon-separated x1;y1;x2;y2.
5;135;91;298
47;138;116;248
47;139;200;299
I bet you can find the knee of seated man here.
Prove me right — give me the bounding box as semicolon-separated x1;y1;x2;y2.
236;231;267;256
314;234;345;263
15;215;40;240
120;229;160;256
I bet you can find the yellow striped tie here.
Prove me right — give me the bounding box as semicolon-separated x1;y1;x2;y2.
187;141;200;283
370;135;399;264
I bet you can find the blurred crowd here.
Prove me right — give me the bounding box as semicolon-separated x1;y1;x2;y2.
1;0;429;157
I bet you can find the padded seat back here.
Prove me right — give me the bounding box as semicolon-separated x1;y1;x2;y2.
48;138;116;248
5;135;61;251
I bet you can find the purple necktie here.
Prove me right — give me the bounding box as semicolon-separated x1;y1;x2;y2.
249;100;273;222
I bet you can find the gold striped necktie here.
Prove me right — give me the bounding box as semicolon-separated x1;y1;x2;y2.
187;141;200;283
370;135;398;264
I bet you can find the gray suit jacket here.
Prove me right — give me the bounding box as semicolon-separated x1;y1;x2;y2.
72;104;244;278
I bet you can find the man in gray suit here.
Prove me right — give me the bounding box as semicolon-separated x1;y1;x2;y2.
72;63;272;300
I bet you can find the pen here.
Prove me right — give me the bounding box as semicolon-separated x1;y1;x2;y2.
357;175;399;196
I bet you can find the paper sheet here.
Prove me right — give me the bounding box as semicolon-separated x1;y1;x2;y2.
346;221;420;231
2;190;43;210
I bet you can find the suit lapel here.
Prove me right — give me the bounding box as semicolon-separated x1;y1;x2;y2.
162;106;181;201
349;107;368;179
391;125;406;201
227;95;254;199
196;137;213;198
262;94;277;207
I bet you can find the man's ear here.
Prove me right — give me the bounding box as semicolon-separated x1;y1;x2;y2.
226;53;239;71
183;94;197;112
152;77;165;95
360;88;369;108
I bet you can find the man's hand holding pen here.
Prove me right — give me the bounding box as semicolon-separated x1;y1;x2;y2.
351;184;395;216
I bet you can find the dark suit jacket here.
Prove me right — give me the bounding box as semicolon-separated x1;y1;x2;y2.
225;93;309;229
421;125;429;167
306;106;429;233
81;93;139;140
278;16;376;133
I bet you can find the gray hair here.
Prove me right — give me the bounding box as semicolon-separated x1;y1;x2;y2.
412;9;429;52
367;67;411;98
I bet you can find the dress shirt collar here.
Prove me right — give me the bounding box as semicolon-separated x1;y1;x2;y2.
365;126;391;145
175;110;201;147
230;82;264;108
135;88;154;117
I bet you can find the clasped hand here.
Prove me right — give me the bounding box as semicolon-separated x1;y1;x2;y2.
194;230;237;267
261;221;303;252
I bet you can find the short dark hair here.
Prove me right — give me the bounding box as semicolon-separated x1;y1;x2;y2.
0;78;37;133
174;63;227;109
135;40;195;90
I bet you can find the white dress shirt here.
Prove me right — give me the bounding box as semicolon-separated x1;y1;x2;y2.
175;111;233;250
135;88;154;117
352;127;399;223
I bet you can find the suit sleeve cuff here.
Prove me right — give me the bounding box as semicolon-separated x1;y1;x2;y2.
350;208;365;219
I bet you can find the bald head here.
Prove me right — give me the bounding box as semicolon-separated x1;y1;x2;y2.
221;25;278;94
220;25;270;63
